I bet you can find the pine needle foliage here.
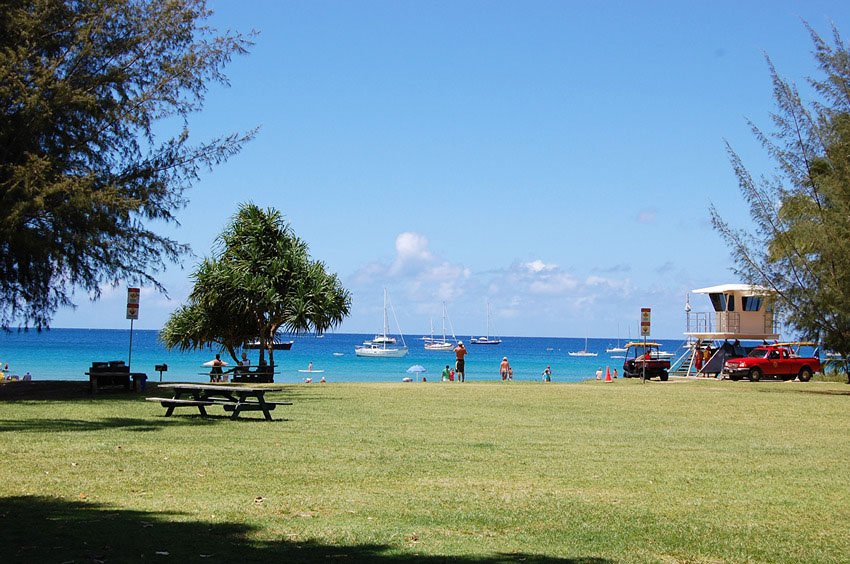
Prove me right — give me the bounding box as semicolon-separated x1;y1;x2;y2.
712;23;850;380
0;0;255;329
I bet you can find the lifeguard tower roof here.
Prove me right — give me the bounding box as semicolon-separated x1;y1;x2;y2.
692;284;772;295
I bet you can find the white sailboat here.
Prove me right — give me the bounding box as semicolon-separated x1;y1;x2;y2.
470;301;502;345
424;302;457;351
355;289;409;358
569;336;598;357
605;324;626;354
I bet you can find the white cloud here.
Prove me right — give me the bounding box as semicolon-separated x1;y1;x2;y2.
523;259;557;273
389;232;434;276
585;275;628;290
351;231;470;305
637;209;657;224
529;273;580;295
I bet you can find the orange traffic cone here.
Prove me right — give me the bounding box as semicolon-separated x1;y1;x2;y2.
604;366;612;383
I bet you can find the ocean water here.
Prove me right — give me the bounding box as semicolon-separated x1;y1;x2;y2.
0;329;686;384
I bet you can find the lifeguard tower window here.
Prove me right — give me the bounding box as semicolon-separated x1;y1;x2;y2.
741;296;763;311
710;293;740;311
709;293;726;312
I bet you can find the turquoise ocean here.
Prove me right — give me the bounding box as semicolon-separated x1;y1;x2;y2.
0;329;686;384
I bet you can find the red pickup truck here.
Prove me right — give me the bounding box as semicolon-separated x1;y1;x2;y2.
722;344;820;382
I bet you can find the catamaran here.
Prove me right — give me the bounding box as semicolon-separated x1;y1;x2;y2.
470;301;502;345
355;289;409;358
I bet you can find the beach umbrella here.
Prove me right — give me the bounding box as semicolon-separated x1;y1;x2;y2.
406;364;427;374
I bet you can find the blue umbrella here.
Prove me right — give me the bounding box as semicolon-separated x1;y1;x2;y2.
406;365;427;374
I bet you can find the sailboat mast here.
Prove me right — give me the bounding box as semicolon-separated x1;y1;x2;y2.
441;301;447;341
382;288;389;338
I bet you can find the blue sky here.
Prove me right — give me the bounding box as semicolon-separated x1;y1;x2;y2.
52;0;849;339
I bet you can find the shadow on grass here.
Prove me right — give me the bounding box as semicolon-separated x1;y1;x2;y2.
795;388;850;397
0;416;226;433
0;381;100;401
0;496;610;564
752;383;850;398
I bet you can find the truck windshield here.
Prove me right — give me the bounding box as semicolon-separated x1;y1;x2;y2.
747;348;769;358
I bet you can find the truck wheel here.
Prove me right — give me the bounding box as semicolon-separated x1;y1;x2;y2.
749;368;762;382
798;367;813;382
660;371;668;381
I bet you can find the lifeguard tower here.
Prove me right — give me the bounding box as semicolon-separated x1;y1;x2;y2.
672;284;780;376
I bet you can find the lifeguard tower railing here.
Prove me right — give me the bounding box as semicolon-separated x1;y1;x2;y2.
686;311;778;336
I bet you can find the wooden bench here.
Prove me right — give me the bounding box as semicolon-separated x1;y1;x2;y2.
145;397;216;416
219;400;292;412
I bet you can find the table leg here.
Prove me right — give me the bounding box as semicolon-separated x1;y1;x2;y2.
164;389;184;416
256;394;273;421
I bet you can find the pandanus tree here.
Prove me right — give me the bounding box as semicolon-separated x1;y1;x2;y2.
161;204;351;369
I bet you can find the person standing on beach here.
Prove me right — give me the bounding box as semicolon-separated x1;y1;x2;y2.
542;365;552;382
454;341;467;382
703;345;712;374
210;354;225;382
595;367;602;380
441;365;451;382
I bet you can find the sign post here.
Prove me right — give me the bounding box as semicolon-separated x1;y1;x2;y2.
127;287;140;369
640;308;651;382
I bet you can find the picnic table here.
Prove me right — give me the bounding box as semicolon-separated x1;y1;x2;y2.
198;366;279;383
86;361;147;393
146;383;289;420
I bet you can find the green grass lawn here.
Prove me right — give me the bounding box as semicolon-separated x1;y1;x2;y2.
1;378;848;563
